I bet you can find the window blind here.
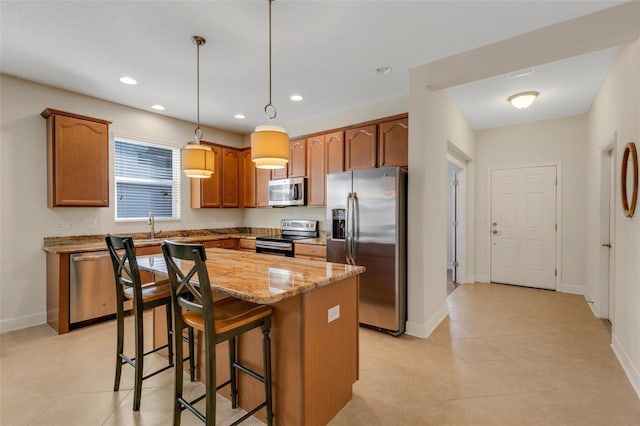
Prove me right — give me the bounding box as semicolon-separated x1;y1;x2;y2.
114;138;181;220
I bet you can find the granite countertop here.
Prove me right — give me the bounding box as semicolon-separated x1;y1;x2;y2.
137;247;364;304
42;228;279;254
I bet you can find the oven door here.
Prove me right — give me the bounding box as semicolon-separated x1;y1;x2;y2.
268;177;306;206
255;239;295;257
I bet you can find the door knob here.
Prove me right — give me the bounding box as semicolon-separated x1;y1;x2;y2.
602;243;612;248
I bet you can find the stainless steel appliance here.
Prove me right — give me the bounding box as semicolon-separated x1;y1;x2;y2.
326;167;407;335
268;177;306;206
256;219;319;257
69;251;117;325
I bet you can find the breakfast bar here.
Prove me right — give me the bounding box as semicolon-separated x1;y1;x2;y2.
138;247;365;426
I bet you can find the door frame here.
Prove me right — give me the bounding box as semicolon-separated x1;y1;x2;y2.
446;142;470;284
486;162;562;290
598;132;616;321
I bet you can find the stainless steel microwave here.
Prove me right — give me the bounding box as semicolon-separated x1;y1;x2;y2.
268;177;306;206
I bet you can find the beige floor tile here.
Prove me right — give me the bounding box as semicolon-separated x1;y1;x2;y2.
2;282;639;426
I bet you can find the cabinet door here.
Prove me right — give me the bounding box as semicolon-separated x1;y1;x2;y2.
289;139;307;177
378;117;408;167
203;239;236;249
345;125;377;170
307;135;326;206
271;164;287;179
240;148;256;208
222;148;240;208
46;112;110;207
191;143;222;208
256;168;271;207
325;131;344;174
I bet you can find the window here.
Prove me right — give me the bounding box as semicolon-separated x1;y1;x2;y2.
114;137;181;220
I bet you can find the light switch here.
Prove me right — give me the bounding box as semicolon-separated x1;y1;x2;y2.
328;305;340;323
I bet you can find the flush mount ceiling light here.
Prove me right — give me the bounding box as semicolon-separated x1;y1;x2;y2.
508;91;539;109
290;94;303;102
119;76;138;85
151;104;165;111
251;0;289;170
182;35;214;179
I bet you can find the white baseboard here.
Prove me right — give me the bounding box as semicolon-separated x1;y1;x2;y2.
475;274;490;283
0;311;47;334
405;303;449;339
557;283;585;295
611;333;640;399
584;288;600;318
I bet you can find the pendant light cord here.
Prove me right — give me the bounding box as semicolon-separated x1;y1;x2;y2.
193;36;205;141
264;0;277;120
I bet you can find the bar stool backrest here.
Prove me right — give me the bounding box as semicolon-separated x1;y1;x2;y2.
105;235;144;312
161;241;215;335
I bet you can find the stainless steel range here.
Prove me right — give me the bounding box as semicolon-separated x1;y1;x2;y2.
255;219;319;257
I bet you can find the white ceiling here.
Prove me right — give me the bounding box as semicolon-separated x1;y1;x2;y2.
0;1;630;134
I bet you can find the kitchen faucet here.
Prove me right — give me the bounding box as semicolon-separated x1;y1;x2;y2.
148;212;158;240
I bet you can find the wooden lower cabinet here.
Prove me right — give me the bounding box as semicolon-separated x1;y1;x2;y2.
202;239;236;250
237;238;256;252
295;243;326;261
154;275;359;426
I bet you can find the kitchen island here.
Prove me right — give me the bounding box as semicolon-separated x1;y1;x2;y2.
138;248;364;426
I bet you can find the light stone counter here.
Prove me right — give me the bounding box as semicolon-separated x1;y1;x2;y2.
138;247;363;304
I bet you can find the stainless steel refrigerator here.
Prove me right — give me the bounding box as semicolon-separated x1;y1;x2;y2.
326;167;407;335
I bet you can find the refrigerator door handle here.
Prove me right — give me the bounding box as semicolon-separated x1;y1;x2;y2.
345;192;353;265
352;192;359;262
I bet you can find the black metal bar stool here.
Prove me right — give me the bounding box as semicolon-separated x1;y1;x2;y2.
105;235;196;411
162;241;274;426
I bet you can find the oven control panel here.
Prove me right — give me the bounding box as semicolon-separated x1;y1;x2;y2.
281;219;318;232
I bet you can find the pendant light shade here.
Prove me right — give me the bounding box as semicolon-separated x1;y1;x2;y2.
251;0;289;169
182;35;214;178
251;125;289;169
183;143;214;178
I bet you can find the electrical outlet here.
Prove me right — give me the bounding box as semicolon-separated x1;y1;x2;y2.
328;305;340;323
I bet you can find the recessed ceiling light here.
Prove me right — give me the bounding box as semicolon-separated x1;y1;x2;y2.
151;104;165;111
376;66;392;75
119;76;137;85
290;94;303;102
234;113;246;119
508;91;539;109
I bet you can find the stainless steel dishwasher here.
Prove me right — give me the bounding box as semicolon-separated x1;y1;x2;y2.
69;251;117;324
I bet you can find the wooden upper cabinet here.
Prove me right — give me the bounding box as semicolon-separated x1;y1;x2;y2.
222;148;240;207
345;125;377;171
41;108;111;207
240;148;256;208
288;139;307;177
191;142;222;208
325;131;344;174
307;135;326;206
271;164;287;179
256;168;271;207
378;117;408;168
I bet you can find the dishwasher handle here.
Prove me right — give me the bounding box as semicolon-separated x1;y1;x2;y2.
71;251;111;262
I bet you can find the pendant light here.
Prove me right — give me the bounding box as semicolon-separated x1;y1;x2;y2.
182;35;214;178
251;0;289;170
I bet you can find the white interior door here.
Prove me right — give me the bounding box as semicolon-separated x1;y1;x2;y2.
607;150;615;324
491;166;557;290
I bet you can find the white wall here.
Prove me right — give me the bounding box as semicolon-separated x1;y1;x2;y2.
407;68;475;338
0;75;246;332
474;115;588;293
586;38;640;397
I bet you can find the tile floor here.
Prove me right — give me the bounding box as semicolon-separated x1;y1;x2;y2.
2;282;639;425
